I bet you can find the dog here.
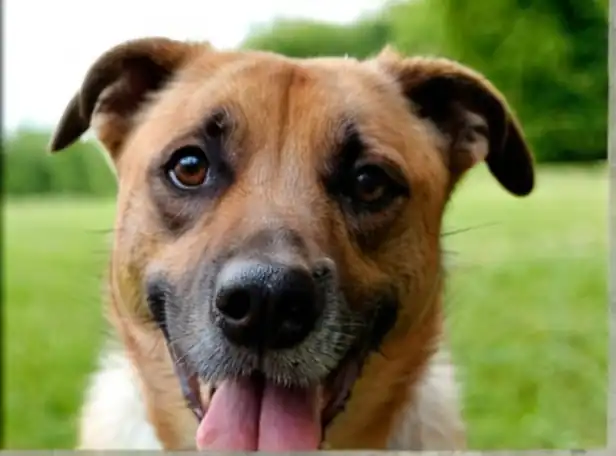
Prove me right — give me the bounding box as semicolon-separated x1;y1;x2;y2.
49;37;534;450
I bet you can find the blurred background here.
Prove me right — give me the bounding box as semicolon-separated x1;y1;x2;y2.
2;0;608;449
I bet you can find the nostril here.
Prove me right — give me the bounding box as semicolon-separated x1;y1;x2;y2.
287;301;302;319
274;282;320;338
217;288;253;322
280;291;315;322
312;257;336;281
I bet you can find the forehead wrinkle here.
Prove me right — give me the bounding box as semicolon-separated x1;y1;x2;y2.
230;65;339;215
276;65;299;159
224;60;304;176
311;65;421;178
280;67;349;168
236;64;319;185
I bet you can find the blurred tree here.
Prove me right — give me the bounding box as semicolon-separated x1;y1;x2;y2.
3;130;116;197
243;15;392;58
3;130;53;196
3;0;607;198
241;0;607;163
382;0;450;56
433;0;607;162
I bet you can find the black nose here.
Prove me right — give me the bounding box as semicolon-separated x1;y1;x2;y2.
212;261;322;350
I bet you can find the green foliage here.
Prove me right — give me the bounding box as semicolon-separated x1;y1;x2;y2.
243;15;392;58
3;0;606;197
3;130;116;197
241;0;607;163
434;0;607;162
383;0;451;56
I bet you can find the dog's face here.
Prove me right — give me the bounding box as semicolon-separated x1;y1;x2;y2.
51;38;533;450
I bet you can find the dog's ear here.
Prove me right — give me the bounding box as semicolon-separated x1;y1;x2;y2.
375;47;534;196
49;37;203;157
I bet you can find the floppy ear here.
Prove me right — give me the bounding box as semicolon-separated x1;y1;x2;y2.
48;37;203;157
375;48;534;196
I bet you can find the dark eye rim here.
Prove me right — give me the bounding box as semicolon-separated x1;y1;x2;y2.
354;164;391;195
164;144;210;190
347;162;410;212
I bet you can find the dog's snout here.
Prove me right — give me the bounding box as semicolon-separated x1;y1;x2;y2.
213;260;322;350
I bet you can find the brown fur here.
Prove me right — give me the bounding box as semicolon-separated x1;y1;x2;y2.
50;37;533;450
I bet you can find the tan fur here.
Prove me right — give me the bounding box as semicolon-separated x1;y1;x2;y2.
50;37;533;450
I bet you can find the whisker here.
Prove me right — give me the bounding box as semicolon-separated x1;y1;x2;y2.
90;250;112;255
174;342;201;366
441;221;500;238
168;332;201;349
84;228;115;235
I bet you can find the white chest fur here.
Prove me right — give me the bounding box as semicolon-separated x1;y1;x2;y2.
77;347;465;450
77;350;162;449
387;349;466;449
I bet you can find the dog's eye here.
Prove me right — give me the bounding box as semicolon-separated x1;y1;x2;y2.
351;165;396;206
167;146;209;189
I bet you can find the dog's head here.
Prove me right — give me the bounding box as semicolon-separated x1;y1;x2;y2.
50;38;533;450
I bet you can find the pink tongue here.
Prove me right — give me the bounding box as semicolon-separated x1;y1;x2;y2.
259;382;321;450
196;378;259;450
196;378;321;451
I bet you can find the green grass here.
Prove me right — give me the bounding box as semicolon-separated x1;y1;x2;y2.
2;164;608;449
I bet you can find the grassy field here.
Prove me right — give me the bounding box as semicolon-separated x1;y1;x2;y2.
2;164;608;449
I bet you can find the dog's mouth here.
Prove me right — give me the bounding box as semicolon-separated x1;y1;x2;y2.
197;362;357;451
197;373;322;450
150;267;399;451
170;346;365;451
162;321;370;451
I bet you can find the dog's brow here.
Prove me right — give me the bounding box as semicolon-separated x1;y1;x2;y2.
329;121;365;172
199;107;232;138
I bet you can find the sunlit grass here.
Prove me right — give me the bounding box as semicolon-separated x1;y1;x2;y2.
2;164;607;449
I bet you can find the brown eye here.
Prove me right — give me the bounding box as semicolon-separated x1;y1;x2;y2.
352;165;390;204
167;146;209;189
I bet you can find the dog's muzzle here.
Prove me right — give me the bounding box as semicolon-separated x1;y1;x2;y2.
149;256;398;450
